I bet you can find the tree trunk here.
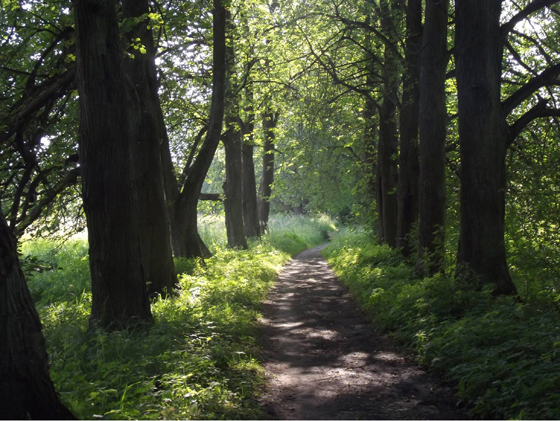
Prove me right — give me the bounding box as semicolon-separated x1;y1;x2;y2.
223;120;248;249
454;0;518;295
258;110;277;231
74;0;152;329
169;194;211;258
161;0;227;259
377;0;400;247
242;142;260;238
241;85;261;238
122;0;177;297
377;69;399;247
416;0;449;275
0;214;75;419
396;0;422;257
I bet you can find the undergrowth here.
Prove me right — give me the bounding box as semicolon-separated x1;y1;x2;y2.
324;227;560;420
21;214;335;420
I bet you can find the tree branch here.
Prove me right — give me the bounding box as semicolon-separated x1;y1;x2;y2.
506;99;560;148
502;63;560;116
500;0;560;36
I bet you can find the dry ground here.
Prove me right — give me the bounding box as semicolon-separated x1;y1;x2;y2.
258;244;467;420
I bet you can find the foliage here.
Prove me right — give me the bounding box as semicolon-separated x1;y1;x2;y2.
197;212;337;256
20;214;333;420
324;227;560;420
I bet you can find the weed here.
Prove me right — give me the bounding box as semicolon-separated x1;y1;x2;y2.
324;227;560;420
21;214;335;419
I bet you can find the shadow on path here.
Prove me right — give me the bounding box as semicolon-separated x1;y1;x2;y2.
258;244;467;420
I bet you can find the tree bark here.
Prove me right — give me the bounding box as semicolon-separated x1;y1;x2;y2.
258;110;277;231
74;0;153;328
377;59;399;247
377;0;400;247
242;140;261;238
122;0;177;297
396;0;422;257
241;85;261;238
223;119;248;249
161;0;227;259
416;0;449;275
0;214;75;419
454;0;518;295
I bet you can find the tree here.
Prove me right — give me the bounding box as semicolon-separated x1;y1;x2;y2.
0;212;75;419
121;0;177;297
241;83;261;238
162;0;228;258
222;10;248;249
376;0;401;247
416;0;449;275
0;4;80;238
396;0;422;257
258;109;277;231
74;0;153;328
454;0;518;294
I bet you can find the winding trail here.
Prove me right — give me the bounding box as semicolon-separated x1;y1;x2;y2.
259;244;467;420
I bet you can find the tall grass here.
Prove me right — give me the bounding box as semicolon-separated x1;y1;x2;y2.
21;213;335;420
324;227;560;420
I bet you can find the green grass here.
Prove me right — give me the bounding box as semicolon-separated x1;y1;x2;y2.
21;214;335;420
324;227;560;420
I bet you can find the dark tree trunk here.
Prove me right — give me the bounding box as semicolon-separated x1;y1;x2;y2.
363;63;379;222
377;70;399;247
242;140;261;238
396;0;422;257
416;0;449;275
223;120;248;249
161;0;227;259
0;214;75;419
454;0;518;295
122;0;177;297
74;0;152;329
377;0;400;247
241;84;261;238
222;11;248;249
169;194;211;258
258;110;277;231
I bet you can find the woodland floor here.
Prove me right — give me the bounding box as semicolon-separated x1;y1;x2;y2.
258;244;468;420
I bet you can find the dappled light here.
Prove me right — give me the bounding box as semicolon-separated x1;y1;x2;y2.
260;245;465;420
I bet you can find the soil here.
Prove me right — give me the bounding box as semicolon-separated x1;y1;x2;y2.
258;244;468;420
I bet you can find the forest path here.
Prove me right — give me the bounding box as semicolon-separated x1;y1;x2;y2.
258;244;467;420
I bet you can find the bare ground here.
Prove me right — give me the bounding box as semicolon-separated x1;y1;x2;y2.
258;244;467;420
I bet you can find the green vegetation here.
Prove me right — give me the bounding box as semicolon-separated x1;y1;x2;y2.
20;214;334;420
324;228;560;420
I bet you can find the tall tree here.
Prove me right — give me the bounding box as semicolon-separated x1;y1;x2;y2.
241;84;261;238
122;0;177;297
162;0;228;258
74;0;153;327
0;213;75;419
376;0;401;247
396;0;422;256
454;0;518;294
258;109;278;231
416;0;449;275
222;8;248;249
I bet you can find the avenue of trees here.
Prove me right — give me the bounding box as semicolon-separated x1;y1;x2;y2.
2;0;560;417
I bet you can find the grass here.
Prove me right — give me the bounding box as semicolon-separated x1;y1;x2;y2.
21;213;336;420
323;227;560;420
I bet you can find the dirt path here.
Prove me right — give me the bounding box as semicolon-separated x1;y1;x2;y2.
258;244;467;420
